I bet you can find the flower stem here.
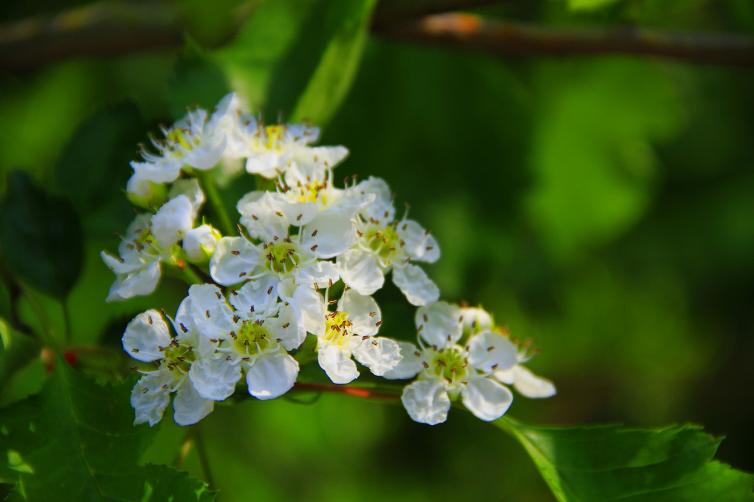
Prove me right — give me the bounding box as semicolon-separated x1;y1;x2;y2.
193;427;215;488
198;170;234;236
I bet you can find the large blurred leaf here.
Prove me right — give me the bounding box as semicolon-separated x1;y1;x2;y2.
0;320;39;393
0;362;214;501
174;0;376;125
527;62;685;259
53;102;142;214
498;418;754;501
0;172;83;298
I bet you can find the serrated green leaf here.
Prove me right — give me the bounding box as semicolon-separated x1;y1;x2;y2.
0;172;84;298
0;362;214;501
53;102;143;214
497;418;754;501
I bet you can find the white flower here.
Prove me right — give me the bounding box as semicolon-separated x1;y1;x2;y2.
126;94;246;200
385;301;518;425
210;190;356;334
102;183;205;302
185;283;304;400
493;341;556;399
337;177;440;306
124;308;214;426
314;289;400;384
242;120;348;179
460;306;556;399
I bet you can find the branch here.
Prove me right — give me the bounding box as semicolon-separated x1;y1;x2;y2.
376;13;754;66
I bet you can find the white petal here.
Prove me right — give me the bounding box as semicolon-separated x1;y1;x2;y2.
415;301;462;347
131;370;173;426
511;365;557;399
131;158;181;184
392;264;439;307
338;289;381;337
173;379;215;426
188;284;235;339
246;151;283;178
401;379;451;425
101;251;140;275
300;210;355;258
265;302;306;351
167;178;205;213
118;214;153;259
122;310;171;362
296;261;340;289
352;337;401;376
461;307;494;334
353;177;395;224
383;341;423;380
294;145;349;169
337;248;384;295
246;351;299;399
467;331;518;373
288;283;326;336
189;356;242;401
237;191;289;241
317;342;359;384
396;219;439;263
106;261;161;302
228;276;279;318
151;195;195;249
461;377;513;422
209;236;260;286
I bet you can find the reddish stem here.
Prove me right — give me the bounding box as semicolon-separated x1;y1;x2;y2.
293;382;399;401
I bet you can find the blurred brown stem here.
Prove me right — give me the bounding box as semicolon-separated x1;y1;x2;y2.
2;1;754;71
293;382;400;401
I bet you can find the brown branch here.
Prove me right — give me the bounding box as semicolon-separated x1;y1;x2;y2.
2;1;754;71
293;382;400;401
377;13;754;66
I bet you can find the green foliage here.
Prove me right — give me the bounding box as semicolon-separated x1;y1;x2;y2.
499;418;754;501
53;102;143;214
179;0;376;125
568;0;619;11
0;172;83;298
0;321;39;394
0;361;214;501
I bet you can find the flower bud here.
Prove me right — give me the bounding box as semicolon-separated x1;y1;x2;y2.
182;224;221;263
126;174;167;209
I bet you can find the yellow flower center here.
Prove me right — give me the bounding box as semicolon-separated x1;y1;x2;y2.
429;347;468;384
324;311;352;346
233;320;272;356
263;125;285;151
162;342;195;374
364;224;400;263
264;240;300;274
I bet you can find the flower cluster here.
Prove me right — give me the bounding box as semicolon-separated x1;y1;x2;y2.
105;94;554;426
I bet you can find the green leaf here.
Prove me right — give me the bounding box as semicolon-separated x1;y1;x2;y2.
0;361;214;501
53;102;143;214
0;172;84;298
568;0;619;11
0;319;40;391
183;0;376;126
498;418;754;501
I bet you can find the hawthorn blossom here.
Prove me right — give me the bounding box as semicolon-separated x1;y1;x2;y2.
385;301;519;425
461;306;556;399
124;308;214;426
313;289;400;384
126;93;247;204
242;120;348;179
102;180;205;301
337;177;440;306
186;283;304;400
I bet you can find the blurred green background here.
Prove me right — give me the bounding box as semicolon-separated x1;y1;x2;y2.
1;0;753;500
